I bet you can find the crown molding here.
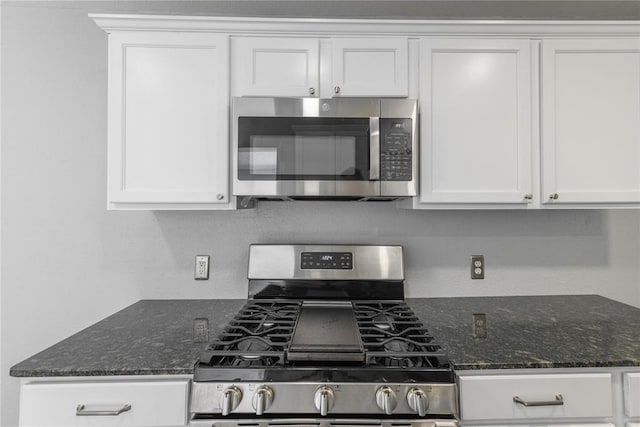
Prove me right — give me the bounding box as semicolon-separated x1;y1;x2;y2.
89;14;640;37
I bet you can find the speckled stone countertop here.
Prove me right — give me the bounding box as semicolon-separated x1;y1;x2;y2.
10;295;640;377
10;299;246;377
408;295;640;370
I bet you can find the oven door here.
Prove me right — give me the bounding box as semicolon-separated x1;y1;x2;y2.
232;98;380;198
191;418;458;427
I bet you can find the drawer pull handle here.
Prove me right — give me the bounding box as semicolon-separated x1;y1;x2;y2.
76;404;132;416
513;394;564;407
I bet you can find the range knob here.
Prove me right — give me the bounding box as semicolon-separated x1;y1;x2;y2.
252;386;274;415
220;386;242;416
407;387;429;416
375;386;397;415
313;386;335;416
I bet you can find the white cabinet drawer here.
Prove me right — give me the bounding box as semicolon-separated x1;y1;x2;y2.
19;379;189;427
459;373;612;421
624;372;640;417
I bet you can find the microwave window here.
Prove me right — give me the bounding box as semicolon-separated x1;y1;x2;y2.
237;117;370;181
246;135;356;176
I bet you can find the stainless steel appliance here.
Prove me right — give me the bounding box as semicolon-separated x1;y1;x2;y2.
190;245;458;427
232;98;417;200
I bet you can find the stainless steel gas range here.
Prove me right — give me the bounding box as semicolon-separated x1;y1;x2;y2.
190;245;458;427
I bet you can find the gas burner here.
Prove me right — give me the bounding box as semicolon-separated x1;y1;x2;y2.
372;313;394;331
236;337;273;356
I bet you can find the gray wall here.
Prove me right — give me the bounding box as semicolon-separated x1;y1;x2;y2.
2;2;640;426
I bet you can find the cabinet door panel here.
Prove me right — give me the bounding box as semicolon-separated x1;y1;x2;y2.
542;39;640;204
19;380;189;426
332;38;408;97
419;39;532;204
459;373;613;421
624;372;640;417
108;32;230;208
231;37;319;97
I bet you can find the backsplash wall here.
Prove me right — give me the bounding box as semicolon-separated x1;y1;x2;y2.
145;205;640;306
2;2;640;426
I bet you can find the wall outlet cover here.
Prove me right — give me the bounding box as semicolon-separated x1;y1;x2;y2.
195;255;210;280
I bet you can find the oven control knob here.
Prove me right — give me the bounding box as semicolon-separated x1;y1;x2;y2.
252;386;274;415
313;386;335;416
375;386;397;415
220;386;242;416
407;387;429;417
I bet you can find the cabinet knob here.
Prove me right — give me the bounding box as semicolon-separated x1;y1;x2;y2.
308;87;316;95
216;193;224;201
524;194;533;200
334;86;341;94
549;193;559;200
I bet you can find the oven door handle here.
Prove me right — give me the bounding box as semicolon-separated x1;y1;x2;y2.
369;117;380;181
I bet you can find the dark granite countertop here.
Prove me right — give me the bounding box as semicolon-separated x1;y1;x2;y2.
10;295;640;377
408;295;640;370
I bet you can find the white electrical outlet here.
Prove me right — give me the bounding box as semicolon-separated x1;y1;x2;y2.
195;255;210;280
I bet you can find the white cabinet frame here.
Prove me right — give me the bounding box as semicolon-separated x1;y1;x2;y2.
541;38;640;206
107;32;231;210
418;38;534;205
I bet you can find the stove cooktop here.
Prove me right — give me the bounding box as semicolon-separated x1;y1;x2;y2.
195;299;453;383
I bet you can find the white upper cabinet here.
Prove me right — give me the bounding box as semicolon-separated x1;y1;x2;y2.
232;36;408;97
231;37;320;97
418;39;533;206
107;32;231;210
541;38;640;206
331;38;408;97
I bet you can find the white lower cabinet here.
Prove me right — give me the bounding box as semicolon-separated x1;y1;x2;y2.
459;372;613;422
624;373;640;418
19;378;190;427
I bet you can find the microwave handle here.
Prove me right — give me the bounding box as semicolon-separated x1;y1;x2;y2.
369;117;380;180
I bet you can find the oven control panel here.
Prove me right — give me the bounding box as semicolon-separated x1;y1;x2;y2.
301;252;353;270
191;382;458;417
380;118;413;182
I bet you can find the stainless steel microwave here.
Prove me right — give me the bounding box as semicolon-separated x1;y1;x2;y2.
232;97;417;200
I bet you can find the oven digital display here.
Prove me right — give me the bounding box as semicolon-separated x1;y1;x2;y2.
301;252;353;269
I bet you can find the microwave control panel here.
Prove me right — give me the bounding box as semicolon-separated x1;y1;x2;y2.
380;118;412;181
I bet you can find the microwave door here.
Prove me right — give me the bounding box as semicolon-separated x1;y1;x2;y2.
235;117;378;197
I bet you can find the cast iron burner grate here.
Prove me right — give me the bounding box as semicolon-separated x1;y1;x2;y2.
354;301;449;368
199;300;449;370
199;300;300;367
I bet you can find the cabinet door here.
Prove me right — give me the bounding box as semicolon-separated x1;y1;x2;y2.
108;32;230;209
19;379;189;426
418;39;533;205
541;39;640;205
459;373;613;421
231;37;319;97
332;38;408;97
624;372;640;417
